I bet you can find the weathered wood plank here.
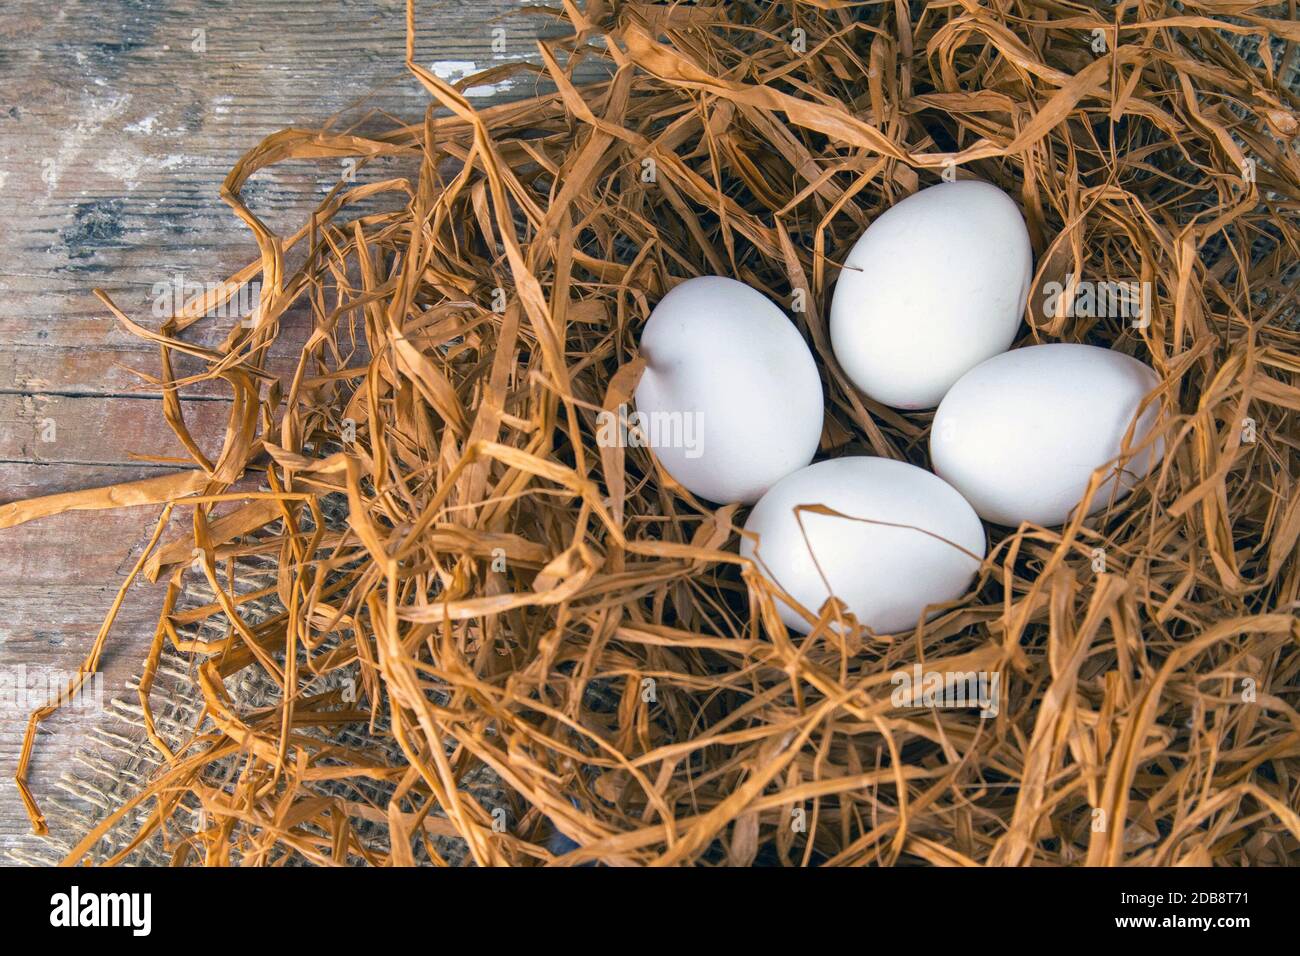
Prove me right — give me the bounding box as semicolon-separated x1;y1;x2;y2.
0;306;320;397
0;393;233;465
0;462;179;499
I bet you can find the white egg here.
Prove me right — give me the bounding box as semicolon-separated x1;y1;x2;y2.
740;457;986;635
830;180;1033;409
930;343;1164;527
633;276;823;504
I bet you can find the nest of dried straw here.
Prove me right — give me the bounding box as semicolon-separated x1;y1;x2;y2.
9;0;1300;866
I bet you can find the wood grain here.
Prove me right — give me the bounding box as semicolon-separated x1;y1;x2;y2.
0;0;552;859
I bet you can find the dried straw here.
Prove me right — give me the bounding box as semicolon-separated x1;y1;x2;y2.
7;0;1300;866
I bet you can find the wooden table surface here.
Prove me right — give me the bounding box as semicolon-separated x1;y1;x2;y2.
0;0;546;860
